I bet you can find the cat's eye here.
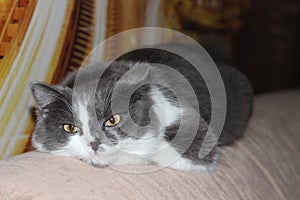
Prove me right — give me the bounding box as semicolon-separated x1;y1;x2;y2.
63;124;79;133
104;115;121;127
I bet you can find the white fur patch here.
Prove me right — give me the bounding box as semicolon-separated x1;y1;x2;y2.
92;131;162;166
52;135;88;157
150;141;211;172
32;137;47;153
150;87;181;126
77;99;91;136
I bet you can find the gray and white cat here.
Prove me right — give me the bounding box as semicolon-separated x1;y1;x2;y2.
31;44;252;172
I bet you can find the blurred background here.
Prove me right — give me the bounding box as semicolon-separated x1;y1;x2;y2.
0;0;299;158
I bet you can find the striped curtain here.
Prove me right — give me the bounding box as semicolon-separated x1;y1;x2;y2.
0;0;76;158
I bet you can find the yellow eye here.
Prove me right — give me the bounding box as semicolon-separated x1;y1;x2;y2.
63;124;79;133
105;115;121;127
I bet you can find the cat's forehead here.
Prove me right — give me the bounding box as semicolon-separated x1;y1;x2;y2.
71;62;130;93
67;61;151;120
70;81;114;120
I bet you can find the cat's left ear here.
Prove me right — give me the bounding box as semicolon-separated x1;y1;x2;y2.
30;82;63;109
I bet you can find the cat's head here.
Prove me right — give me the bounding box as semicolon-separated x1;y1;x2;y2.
30;62;166;165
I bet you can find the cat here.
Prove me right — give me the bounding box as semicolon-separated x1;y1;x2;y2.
30;43;253;172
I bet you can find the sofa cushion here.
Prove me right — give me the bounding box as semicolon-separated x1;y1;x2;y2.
0;90;299;200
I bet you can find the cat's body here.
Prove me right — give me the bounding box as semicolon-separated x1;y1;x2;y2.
31;44;252;172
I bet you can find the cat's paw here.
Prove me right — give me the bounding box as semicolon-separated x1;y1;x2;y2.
90;162;108;168
80;158;108;168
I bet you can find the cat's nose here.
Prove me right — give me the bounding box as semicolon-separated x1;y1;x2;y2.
90;138;101;153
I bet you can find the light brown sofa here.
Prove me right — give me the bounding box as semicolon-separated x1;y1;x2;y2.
0;90;299;200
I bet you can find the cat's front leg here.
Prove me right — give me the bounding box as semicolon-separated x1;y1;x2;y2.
149;140;219;172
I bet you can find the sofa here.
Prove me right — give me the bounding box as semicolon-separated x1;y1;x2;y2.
0;90;299;200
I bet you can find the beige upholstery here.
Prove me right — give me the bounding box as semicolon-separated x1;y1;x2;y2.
0;90;299;200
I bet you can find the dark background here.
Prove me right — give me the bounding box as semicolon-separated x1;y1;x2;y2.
235;0;300;93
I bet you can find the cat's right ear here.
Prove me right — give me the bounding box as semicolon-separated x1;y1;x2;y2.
30;82;62;109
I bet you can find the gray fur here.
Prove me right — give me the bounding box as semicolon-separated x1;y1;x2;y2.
31;44;252;172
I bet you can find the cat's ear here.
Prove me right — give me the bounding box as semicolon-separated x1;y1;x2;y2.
30;82;62;109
